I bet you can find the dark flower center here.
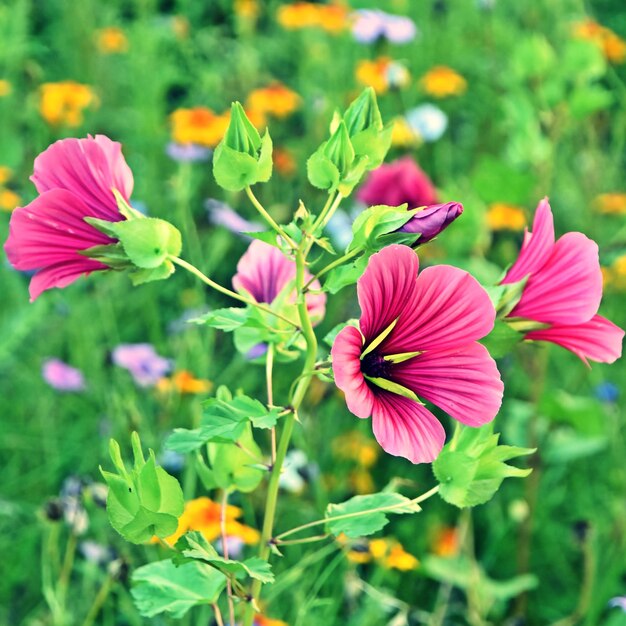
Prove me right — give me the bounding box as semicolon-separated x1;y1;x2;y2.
360;351;392;379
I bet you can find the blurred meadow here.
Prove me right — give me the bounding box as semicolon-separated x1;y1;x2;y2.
2;0;626;624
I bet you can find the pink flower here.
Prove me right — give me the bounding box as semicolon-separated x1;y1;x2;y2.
356;156;438;209
42;358;86;392
111;343;172;387
501;199;624;364
233;240;326;324
4;135;133;301
331;245;503;464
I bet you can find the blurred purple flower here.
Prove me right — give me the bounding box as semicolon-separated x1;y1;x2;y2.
205;199;262;235
246;343;268;360
594;382;619;403
79;540;116;566
111;343;172;387
399;202;464;244
352;10;417;44
406;104;448;142
216;536;245;559
609;597;626;611
42;358;86;392
166;142;211;163
356;156;438;209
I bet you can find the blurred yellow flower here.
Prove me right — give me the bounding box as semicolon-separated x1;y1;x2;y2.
419;66;467;98
157;370;213;394
273;147;297;176
573;19;626;64
332;430;379;468
235;0;259;19
40;81;96;126
277;2;348;33
170;107;230;148
247;82;301;119
341;535;419;570
349;468;375;495
0;166;12;185
158;497;260;546
594;192;626;215
432;526;459;557
0;79;11;97
486;203;526;231
391;116;421;147
96;27;128;54
0;189;20;212
356;57;392;94
171;15;190;39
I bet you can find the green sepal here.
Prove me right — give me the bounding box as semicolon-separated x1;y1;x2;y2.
100;432;184;544
348;204;418;252
224;101;261;156
433;424;535;508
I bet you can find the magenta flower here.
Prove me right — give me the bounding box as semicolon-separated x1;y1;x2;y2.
399;202;464;244
501;199;624;364
4;135;133;301
233;240;326;324
356;156;438;209
42;358;86;392
111;343;172;387
331;245;503;464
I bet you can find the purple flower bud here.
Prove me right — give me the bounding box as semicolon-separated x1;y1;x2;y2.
399;201;463;244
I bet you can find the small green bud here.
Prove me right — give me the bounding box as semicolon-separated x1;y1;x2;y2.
343;87;383;136
213;102;273;191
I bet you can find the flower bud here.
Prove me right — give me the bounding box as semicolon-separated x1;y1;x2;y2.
398;201;463;244
213;102;273;191
343;87;383;136
324;120;355;177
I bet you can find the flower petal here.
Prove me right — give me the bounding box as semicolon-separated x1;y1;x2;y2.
331;325;374;418
525;315;624;365
29;258;107;302
358;244;419;344
509;232;602;325
502;198;554;284
382;264;496;353
371;391;445;464
233;239;326;323
391;343;503;427
31;134;132;221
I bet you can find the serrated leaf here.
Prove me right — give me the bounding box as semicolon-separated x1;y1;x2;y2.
324;253;369;294
131;560;226;618
325;492;421;538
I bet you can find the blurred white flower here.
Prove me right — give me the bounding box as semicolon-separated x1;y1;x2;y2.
406;104;448;142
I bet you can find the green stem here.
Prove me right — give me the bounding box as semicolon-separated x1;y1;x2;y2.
310;192;336;235
266;343;277;463
304;247;362;291
220;490;236;626
242;246;319;626
245;186;296;248
274;533;329;546
80;574;114;626
274;485;440;542
170;256;299;329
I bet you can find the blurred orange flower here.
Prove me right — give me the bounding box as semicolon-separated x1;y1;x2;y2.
0;166;12;185
573;19;626;64
96;27;128;54
341;535;419;570
170;107;230;148
432;527;459;557
273;147;297;176
171;15;190;39
356;57;392;94
277;2;348;33
235;0;260;19
594;192;626;215
247;82;301;118
0;79;11;97
420;66;467;98
333;430;379;468
157;497;260;546
157;370;213;394
391;116;421;147
486;203;526;231
254;615;288;626
40;81;97;126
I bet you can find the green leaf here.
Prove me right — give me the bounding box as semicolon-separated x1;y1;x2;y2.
569;85;614;118
112;218;182;269
213;143;259;191
480;320;523;359
100;433;184;544
131;559;227;618
190;308;250;331
128;260;176;285
324;320;359;347
307;148;340;190
325;492;421;538
433;424;534;508
324;253;369;293
348;205;416;252
175;532;274;583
